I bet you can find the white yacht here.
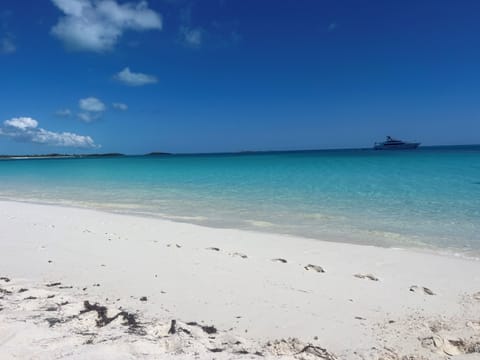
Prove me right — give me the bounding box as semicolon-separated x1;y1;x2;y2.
374;136;420;150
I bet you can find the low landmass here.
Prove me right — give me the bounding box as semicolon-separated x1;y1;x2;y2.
145;152;173;156
0;153;126;159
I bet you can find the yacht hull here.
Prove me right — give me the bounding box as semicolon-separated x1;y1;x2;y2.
374;142;420;150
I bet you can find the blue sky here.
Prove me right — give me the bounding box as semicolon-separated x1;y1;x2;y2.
0;0;479;154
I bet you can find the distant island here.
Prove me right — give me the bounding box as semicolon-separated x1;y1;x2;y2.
0;152;177;159
0;153;126;159
145;152;173;156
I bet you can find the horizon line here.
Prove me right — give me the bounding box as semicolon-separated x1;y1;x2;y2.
1;143;479;159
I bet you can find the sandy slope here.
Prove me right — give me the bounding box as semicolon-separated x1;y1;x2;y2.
0;200;479;359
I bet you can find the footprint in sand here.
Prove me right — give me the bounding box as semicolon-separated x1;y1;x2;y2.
271;258;287;263
472;291;480;301
410;285;435;295
304;264;325;273
206;247;220;252
167;243;182;248
231;252;248;259
354;273;378;281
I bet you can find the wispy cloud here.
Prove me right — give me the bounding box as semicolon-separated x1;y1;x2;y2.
328;22;338;32
177;5;241;49
114;67;157;86
0;117;97;148
50;0;162;52
55;108;72;117
1;11;16;54
180;26;203;48
112;102;128;111
77;112;98;123
177;4;204;48
78;97;106;122
0;35;15;54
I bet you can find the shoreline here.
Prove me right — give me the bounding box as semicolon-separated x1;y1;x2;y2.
1;200;480;359
0;196;477;261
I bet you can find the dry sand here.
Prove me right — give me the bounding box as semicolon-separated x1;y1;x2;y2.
1;200;479;359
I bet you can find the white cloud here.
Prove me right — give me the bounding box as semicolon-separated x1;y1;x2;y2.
114;67;157;86
50;0;162;52
4;117;38;130
112;102;128;110
1;36;16;54
56;108;72;117
77;112;99;123
79;97;106;112
76;97;106;122
0;117;97;148
180;26;202;47
33;129;97;148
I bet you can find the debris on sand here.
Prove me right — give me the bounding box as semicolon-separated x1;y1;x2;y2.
421;335;480;356
186;321;218;334
265;338;337;359
0;288;13;295
1;279;342;359
80;301;140;332
46;317;62;327
168;319;177;334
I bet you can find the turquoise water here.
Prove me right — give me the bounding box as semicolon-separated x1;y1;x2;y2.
1;147;479;255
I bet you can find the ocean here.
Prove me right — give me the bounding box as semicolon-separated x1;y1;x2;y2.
1;146;479;256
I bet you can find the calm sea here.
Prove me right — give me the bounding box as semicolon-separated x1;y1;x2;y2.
1;146;479;255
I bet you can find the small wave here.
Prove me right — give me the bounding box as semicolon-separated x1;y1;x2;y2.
162;214;208;221
244;220;275;227
303;213;334;220
367;230;405;239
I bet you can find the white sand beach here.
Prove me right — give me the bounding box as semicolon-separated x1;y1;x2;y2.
1;200;479;359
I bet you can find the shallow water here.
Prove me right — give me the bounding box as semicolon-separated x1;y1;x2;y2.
1;146;479;255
